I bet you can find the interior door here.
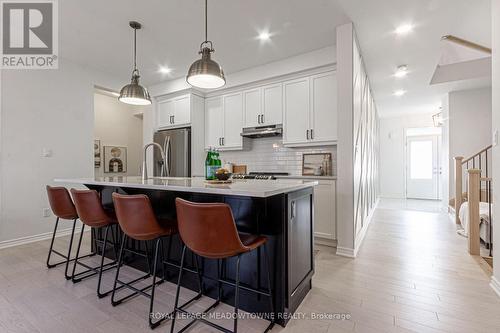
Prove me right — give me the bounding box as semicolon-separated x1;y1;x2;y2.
406;135;440;199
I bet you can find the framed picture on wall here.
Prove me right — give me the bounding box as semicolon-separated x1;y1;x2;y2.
104;146;127;173
94;140;101;168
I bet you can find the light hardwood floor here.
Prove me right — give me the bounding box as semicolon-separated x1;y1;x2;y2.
1;199;499;333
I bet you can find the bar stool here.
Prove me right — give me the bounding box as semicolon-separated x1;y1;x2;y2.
172;198;275;333
46;185;94;279
111;193;181;329
70;188;121;298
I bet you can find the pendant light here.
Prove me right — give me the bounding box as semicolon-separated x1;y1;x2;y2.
186;0;225;89
119;21;151;105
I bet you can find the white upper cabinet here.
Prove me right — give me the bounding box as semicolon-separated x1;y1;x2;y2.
243;84;282;128
310;72;337;143
283;77;310;145
243;88;261;128
205;96;223;149
283;71;337;146
156;94;192;129
222;92;243;149
262;83;282;126
205;93;243;151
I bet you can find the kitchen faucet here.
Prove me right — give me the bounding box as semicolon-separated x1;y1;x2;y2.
142;142;167;181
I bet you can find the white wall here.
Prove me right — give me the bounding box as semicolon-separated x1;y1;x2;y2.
490;0;500;297
336;23;380;258
448;87;492;197
0;59;123;245
379;113;435;199
94;92;143;177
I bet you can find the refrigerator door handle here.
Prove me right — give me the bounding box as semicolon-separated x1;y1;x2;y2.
162;135;171;177
166;136;171;177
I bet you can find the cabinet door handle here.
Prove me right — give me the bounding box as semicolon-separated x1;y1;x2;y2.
172;115;175;124
257;115;261;124
261;114;265;124
291;201;295;219
306;129;310;140
310;129;314;140
222;137;225;146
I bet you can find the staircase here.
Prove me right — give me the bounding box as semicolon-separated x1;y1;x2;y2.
453;145;493;258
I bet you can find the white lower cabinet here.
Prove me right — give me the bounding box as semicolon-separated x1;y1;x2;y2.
313;179;336;245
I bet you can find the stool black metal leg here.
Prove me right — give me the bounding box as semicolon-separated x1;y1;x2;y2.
263;244;275;332
234;255;242;333
46;217;60;268
63;218;78;279
97;225;111;298
111;233;127;306
149;238;163;329
71;224;86;281
170;245;187;333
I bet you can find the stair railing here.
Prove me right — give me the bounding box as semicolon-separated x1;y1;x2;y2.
454;144;492;225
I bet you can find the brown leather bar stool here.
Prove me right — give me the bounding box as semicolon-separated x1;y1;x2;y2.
172;198;275;333
111;193;181;329
70;188;121;298
46;185;95;279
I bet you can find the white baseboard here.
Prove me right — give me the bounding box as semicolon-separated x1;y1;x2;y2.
0;225;84;250
315;237;337;248
336;246;356;258
336;198;379;259
491;276;500;298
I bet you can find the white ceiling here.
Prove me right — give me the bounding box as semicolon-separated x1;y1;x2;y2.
337;0;492;117
59;0;348;85
60;0;492;117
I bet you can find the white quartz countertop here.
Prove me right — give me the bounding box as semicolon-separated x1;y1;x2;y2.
54;176;318;198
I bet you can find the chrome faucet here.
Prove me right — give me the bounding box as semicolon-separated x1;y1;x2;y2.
142;142;167;181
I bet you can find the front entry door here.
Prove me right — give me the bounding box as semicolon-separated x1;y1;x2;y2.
406;135;440;199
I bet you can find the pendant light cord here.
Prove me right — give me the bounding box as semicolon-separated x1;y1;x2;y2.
133;27;137;72
205;0;208;43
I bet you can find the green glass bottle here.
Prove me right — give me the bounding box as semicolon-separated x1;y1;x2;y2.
205;148;214;180
214;149;222;170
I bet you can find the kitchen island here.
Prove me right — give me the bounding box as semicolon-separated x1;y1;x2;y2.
55;176;317;327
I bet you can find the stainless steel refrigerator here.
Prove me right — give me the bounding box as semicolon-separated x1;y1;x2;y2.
153;128;191;177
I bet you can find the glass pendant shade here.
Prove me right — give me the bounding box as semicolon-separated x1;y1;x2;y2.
187;47;225;89
119;21;151;105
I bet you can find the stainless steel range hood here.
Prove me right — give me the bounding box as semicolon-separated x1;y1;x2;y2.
240;124;283;138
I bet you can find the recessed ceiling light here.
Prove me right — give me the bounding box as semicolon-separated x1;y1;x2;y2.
394;65;408;78
395;24;413;35
257;31;272;42
393;89;407;97
158;66;172;74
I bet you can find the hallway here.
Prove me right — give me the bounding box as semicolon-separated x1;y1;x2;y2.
305;199;500;332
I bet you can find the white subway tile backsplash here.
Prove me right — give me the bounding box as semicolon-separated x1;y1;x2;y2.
219;137;336;176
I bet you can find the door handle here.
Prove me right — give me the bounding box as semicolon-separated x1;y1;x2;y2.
261;114;265;124
310;129;314;140
222;137;225;146
172;115;175;124
290;201;295;219
258;115;261;124
306;129;310;140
